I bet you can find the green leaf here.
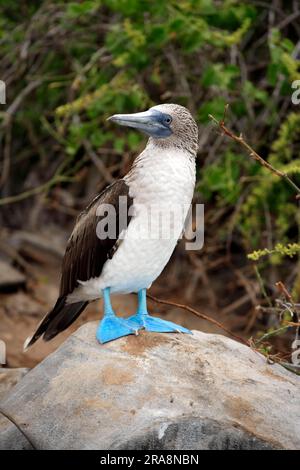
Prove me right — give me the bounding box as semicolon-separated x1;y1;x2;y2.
66;1;100;18
198;97;227;123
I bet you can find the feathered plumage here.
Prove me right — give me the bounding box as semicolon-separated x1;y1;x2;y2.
26;103;198;347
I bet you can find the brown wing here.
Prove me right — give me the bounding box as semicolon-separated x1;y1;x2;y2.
60;179;132;297
26;179;133;347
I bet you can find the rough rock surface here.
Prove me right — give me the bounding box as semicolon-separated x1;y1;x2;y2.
0;322;299;450
0;368;29;402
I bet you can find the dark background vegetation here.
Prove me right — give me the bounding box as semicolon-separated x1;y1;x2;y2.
0;0;299;369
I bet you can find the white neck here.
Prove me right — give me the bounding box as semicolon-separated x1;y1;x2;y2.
125;143;196;206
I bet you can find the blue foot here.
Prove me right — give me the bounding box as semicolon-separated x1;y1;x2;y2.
96;316;138;344
127;313;192;334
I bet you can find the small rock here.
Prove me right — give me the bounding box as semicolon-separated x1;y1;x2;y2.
0;260;26;291
10;230;65;266
0;323;299;450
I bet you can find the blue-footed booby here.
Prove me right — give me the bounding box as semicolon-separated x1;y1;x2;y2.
26;104;198;346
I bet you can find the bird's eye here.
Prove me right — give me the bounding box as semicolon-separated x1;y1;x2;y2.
164;116;172;125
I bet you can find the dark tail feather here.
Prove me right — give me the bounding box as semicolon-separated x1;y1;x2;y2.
25;297;88;349
43;300;88;341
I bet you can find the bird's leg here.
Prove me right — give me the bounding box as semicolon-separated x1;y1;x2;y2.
96;287;138;344
128;289;192;334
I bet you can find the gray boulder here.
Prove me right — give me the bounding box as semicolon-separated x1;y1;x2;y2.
0;322;299;450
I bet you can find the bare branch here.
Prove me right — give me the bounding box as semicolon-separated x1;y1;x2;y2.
209;106;300;197
147;293;249;346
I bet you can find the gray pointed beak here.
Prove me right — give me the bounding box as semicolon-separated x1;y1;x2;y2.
107;109;172;138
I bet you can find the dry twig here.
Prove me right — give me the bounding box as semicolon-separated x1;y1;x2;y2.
147;293;249;346
209;105;300;197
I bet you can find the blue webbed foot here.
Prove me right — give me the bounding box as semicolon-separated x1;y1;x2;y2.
96;316;138;344
127;313;192;334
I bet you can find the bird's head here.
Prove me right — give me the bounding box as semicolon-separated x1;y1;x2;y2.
108;103;198;155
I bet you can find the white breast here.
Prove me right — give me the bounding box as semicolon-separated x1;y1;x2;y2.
69;146;195;302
